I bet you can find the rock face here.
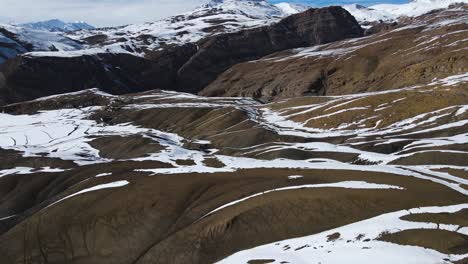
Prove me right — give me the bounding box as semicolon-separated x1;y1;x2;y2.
0;6;362;105
200;6;468;101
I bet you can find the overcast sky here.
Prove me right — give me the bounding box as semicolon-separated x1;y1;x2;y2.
0;0;406;27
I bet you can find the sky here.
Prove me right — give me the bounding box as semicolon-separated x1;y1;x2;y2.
0;0;408;27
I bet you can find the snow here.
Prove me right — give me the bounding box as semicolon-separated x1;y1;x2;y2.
288;175;304;180
47;180;129;208
0;167;67;178
0;215;16;221
203;181;404;218
0;106;187;165
96;173;113;178
24;47;131;58
456;106;468;116
217;203;468;264
430;72;468;86
306;107;369;121
257;74;467;140
270;38;391;62
32;88;114;101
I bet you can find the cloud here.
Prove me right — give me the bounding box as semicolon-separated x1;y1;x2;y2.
0;0;205;27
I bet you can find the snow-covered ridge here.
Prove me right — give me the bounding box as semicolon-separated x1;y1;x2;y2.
21;19;94;33
0;23;82;52
344;0;468;22
201;0;308;19
0;23;82;63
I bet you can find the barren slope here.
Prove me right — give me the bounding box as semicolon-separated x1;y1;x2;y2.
0;69;466;263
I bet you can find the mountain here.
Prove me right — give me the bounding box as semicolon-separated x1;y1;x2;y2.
0;22;467;262
21;19;95;32
61;0;309;57
344;0;468;22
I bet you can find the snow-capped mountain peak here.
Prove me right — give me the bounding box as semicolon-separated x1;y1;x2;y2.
204;0;266;6
198;0;308;19
344;0;468;22
274;2;310;16
21;19;95;32
343;4;393;22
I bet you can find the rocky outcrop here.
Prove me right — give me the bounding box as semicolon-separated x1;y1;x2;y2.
0;6;362;105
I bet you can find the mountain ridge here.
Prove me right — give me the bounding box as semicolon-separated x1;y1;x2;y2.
20;19;95;32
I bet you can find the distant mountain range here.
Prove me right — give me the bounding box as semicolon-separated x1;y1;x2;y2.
20;19;94;32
